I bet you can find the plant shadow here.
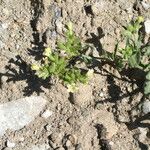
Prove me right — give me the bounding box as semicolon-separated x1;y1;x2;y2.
126;112;150;130
86;27;104;54
0;55;51;96
28;0;47;61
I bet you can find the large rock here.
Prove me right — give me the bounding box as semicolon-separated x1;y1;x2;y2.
0;96;46;137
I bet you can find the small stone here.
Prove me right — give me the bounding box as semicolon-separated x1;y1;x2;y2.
144;20;150;34
118;115;129;123
1;23;8;29
138;127;148;143
55;19;63;34
68;134;77;145
6;140;16;148
102;88;107;92
142;100;150;114
99;92;104;97
127;86;132;92
109;141;114;146
141;1;150;10
51;30;57;38
66;140;72;147
95;103;105;110
41;110;53;118
50;133;62;144
1;75;8;83
45;124;52;131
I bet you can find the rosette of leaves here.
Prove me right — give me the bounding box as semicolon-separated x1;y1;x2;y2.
32;23;93;92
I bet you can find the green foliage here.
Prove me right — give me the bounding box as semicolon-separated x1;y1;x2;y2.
32;23;93;92
103;16;149;69
57;22;82;58
118;16;148;69
102;16;150;95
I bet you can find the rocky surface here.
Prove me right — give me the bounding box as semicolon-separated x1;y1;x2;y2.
0;0;150;150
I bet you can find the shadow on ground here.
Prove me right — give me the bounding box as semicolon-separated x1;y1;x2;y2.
0;55;51;96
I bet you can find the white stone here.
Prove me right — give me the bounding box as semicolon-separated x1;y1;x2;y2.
144;20;150;34
142;100;150;114
99;92;104;97
0;96;46;137
41;109;53;118
138;127;148;143
6;140;16;148
45;124;52;131
1;23;8;29
141;1;150;10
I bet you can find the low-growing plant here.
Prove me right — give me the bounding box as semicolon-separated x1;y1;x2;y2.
102;16;150;96
32;23;93;92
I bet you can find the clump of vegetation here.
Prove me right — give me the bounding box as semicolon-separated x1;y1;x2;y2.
32;23;93;92
102;16;150;96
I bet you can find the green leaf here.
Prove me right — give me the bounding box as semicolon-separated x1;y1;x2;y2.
144;81;150;95
128;53;140;68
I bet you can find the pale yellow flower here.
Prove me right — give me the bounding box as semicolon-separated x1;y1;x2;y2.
31;64;40;71
67;83;78;93
137;16;144;23
43;47;51;57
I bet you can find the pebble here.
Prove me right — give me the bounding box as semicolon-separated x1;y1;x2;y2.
0;96;46;137
50;133;62;144
55;19;63;34
45;124;52;131
118;115;129;123
142;100;150;114
51;30;57;38
1;75;8;83
141;1;150;10
99;92;104;97
138;127;148;143
41;110;53;119
66;140;72;147
144;20;150;34
6;140;16;148
1;23;8;29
